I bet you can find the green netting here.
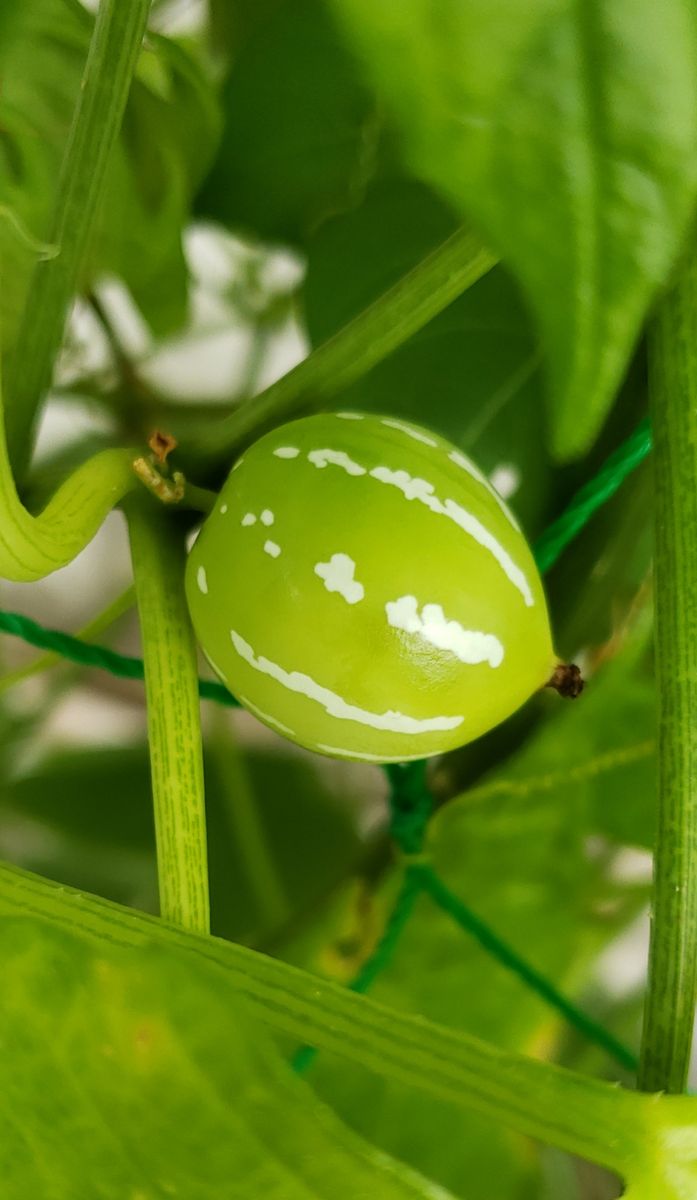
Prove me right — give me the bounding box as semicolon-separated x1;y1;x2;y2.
0;416;653;1075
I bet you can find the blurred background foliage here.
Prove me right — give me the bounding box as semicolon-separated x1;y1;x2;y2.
0;1;679;1197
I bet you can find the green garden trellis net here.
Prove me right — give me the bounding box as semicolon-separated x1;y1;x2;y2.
0;414;653;1076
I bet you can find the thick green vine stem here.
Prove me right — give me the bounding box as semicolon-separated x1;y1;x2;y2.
196;228;497;466
639;260;697;1094
126;502;210;934
5;0;152;476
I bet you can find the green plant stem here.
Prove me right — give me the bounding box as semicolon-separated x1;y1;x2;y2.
5;0;152;477
639;260;697;1094
196;228;497;465
0;856;686;1186
212;711;288;930
0;584;135;694
127;503;209;934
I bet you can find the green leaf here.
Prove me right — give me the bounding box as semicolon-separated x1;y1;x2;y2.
306;936;542;1200
0;2;219;342
92;33;220;335
0;918;455;1199
0;742;363;944
0;0;88;350
196;0;379;243
0;856;688;1189
432;614;655;862
0;747;158;912
206;741;365;945
327;1;697;459
303;176;551;531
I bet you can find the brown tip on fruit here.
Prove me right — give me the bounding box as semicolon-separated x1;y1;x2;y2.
546;662;584;699
148;429;177;465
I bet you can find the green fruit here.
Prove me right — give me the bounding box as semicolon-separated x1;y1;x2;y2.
185;412;557;762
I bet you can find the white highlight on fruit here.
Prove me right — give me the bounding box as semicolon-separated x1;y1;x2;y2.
229;631;464;735
370;465;533;606
237;692;296;737
336;412;364;420
382;418;438;447
314;553;365;604
489;462;521;500
386;595;504;667
242;513;256;526
219;504;228;514
260;509;275;526
273;446;300;458
316;743;427;763
308;448;366;476
264;540;281;558
197;565;208;595
449;450;520;530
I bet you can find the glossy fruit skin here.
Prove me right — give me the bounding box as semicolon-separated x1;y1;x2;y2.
185;412;556;762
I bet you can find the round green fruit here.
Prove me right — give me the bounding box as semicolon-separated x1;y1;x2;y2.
186;412;559;762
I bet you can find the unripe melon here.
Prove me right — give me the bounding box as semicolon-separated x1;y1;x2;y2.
185;412;557;762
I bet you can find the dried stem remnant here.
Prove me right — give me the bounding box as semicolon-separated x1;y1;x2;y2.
546;662;584;699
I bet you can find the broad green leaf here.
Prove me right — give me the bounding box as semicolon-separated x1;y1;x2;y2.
208;0;287;56
0;742;363;943
206;739;366;945
327;1;697;459
0;0;87;350
196;0;379;243
91;33;220;335
0;919;455;1199
0;745;158;912
432;613;655;860
1;855;694;1195
303;177;551;531
0;1;219;343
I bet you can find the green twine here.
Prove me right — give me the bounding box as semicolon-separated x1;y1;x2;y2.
534;416;652;573
295;760;638;1076
0;607;239;708
0;417;652;1075
417;866;638;1072
292;871;424;1074
293;764;432;1072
